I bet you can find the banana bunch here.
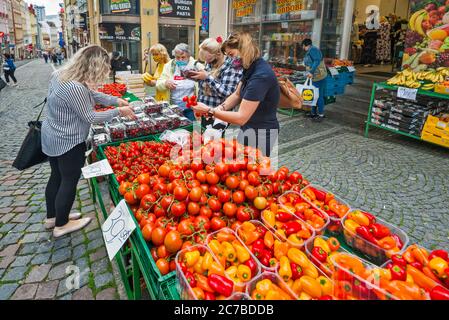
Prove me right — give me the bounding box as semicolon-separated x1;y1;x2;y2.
387;67;449;89
421;83;435;91
408;9;428;36
387;70;421;88
142;72;155;84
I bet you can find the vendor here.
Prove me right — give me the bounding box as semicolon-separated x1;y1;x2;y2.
192;32;280;157
144;44;170;101
156;43;204;121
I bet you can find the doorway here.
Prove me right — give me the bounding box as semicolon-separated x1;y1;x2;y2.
159;25;195;58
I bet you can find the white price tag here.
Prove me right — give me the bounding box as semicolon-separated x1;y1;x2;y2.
281;22;288;29
328;67;339;76
347;66;356;72
81;159;113;179
397;87;418;101
102;200;136;261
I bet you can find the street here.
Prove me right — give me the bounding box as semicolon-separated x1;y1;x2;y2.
0;59;448;300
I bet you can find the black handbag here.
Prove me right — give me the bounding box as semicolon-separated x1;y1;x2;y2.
0;77;6;91
12;98;48;170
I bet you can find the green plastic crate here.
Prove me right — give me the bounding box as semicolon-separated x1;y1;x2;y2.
324;96;336;105
159;276;180;300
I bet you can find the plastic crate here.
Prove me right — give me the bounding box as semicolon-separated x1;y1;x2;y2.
341;211;409;266
324;96;336;105
159;276;180;300
421;130;449;148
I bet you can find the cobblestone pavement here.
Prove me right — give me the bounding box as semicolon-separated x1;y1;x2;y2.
0;60;123;300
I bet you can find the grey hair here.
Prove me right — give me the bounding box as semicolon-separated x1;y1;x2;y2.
172;43;191;56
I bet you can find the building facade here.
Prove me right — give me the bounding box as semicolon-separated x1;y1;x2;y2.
35;4;45;22
0;0;10;54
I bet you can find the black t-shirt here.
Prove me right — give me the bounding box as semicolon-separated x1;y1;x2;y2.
240;58;280;130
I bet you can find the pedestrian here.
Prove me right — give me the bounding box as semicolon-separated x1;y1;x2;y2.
56;50;63;65
190;37;243;131
43;51;48;63
41;45;136;238
156;43;204;121
2;53;18;87
143;43;170;101
110;51;131;82
51;51;58;65
192;32;280;157
302;38;327;121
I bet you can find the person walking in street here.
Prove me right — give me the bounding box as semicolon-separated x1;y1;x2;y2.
156;43;204;121
2;53;18;87
43;51;49;63
190;37;243;131
56;50;64;65
41;45;136;238
302;38;327;121
192;32;280;157
143;44;170;101
51;51;58;65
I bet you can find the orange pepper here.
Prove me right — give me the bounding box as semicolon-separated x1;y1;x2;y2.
304;209;314;220
325;193;334;204
262;210;276;227
422;266;444;285
270;203;278;213
194;274;214;293
297;228;311;239
239;229;259;246
313;200;323;208
208;261;225;276
377;236;397;250
294;202;309;213
386;281;427;300
192;287;205;300
216;231;235;243
411;246;429;266
403;249;415;264
334;253;365;276
406;265;437;291
303;188;316;201
264;231;274;249
274;240;289;260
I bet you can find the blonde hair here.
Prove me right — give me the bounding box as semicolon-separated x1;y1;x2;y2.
222;32;260;69
58;45;110;88
150;43;170;64
199;38;226;97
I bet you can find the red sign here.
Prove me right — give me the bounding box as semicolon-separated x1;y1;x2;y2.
0;32;4;38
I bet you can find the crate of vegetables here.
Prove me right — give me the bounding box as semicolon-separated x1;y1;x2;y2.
246;272;298;300
342;210;409;266
300;185;350;235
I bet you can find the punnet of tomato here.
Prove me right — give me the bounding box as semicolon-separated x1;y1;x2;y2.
246;271;298;300
206;228;261;291
300;184;350;235
342;209;409;266
236;220;282;272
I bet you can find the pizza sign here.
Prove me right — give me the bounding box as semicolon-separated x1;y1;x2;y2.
111;0;131;13
159;0;195;18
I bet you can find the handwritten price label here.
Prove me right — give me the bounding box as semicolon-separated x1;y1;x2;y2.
328;67;339;76
397;87;418;101
102;200;136;261
81;159;113;179
347;66;356;72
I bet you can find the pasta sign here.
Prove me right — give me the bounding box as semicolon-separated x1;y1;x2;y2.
276;0;304;14
232;0;257;17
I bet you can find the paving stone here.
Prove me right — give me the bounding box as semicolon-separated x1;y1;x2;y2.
58;293;72;300
31;252;51;265
72;286;94;300
11;208;28;216
0;213;14;224
25;264;51;283
0;268;4;278
18;243;40;256
11;255;33;267
0;244;20;257
21;233;39;244
54;237;71;250
56;279;75;297
26;223;45;233
91;258;109;276
2;266;28;282
0;283;19;300
87;238;104;252
10;223;28;233
35;280;59;300
0;232;22;246
47;262;72;281
71;234;86;247
0;207;12;214
89;248;107;263
0;256;15;269
10;284;38;300
81;205;95;214
12;201;29;207
73;244;87;260
0;223;15;233
75;257;89;273
51;248;72;264
94;272;114;289
87;230;102;241
84;220;99;232
95;288;116;300
27;214;46;224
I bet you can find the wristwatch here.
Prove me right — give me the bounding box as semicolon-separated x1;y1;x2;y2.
207;107;215;116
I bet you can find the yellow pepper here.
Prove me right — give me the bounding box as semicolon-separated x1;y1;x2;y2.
299;275;322;298
262;209;275;227
264;231;275;249
303;263;319;279
202;252;214;271
237;264;252;282
428;257;449;278
287;248;311;269
406;273;414;284
184;250;200;267
208;261;225;277
348;210;370;226
298;292;312;300
251;289;263;300
265;289;292;300
276;228;286;240
292;279;302;295
208;240;222;257
225;266;239;283
317;276;332;296
221;241;237;262
279;256;292;282
274;240;289;260
232;240;250;263
193;256;204;274
285;279;294;289
344;219;360;234
241;221;256;232
313;237;331;255
255;279;272;295
287;234;304;246
269;258;278;269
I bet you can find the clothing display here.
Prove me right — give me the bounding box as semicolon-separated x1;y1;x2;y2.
376;22;391;62
361;30;379;65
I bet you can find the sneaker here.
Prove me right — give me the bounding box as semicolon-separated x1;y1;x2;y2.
306;113;318;118
53;217;92;238
44;212;83;229
312;115;325;122
11;82;18;87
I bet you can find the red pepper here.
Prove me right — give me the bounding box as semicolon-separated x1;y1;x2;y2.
390;264;406;281
312;207;325;219
251;239;265;255
318;295;333;300
309;187;326;201
353;278;370;299
385;262;394;269
204;291;216;300
208;274;234;297
391;234;404;249
276;211;292;222
429;249;448;261
445;268;449;279
430;285;449;300
179;261;187;273
258;250;271;267
290;262;303;280
356;226;379;245
283;221;302;236
185;271;197;288
410;261;423;271
369;223;391;239
312;246;328;263
244;258;258;275
362;211;376;224
391;254;407;267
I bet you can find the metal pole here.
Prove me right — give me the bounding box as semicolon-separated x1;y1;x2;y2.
340;0;355;60
9;0;16;57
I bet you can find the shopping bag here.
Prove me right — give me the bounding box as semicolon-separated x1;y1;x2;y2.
12;99;48;171
0;77;6;91
278;76;303;109
296;78;319;106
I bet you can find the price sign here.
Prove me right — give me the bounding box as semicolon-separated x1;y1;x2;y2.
281;22;289;29
328;67;339;76
347;66;356;72
397;87;418;101
81;159;113;179
102;200;136;261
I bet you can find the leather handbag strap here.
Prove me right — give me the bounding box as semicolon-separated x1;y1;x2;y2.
33;98;47;122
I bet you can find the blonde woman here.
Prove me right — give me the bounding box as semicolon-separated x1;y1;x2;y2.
192;32;280;157
41;45;136;238
142;44;171;101
190;37;243;130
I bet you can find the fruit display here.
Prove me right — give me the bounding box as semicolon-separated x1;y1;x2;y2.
206;228;261;290
386;67;449;89
324;58;353;67
236;220;282;271
300;185;350;235
305;236;350;277
142;72;156;85
342;210;409;265
98;83;127;97
106;121;126;142
246;272;298;300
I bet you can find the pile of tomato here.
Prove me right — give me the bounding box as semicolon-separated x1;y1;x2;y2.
98;83;127;97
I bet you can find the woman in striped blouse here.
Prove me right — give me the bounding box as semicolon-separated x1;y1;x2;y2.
42;45;136;238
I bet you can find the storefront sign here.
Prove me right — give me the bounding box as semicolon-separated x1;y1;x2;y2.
232;0;257;17
201;0;209;32
99;23;141;41
276;0;304;14
397;87;418;101
110;0;131;13
159;0;195;19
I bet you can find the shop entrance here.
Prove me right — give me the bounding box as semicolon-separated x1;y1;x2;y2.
103;41;141;71
159;25;195;58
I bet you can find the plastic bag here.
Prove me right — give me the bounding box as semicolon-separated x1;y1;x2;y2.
159;129;191;147
296;78;319;106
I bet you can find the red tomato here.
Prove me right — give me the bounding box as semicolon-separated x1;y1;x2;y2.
161;195;174;210
137;173;151;185
187;202;200;216
171;202;186;217
232;191;245;204
223;202;237;218
217;189;232;203
200;206;212;219
244;185;258;200
207;197;222;212
189;187;203;202
173;186;189;201
210;217;226;231
194;215;211;232
140;193;157;211
151;227;167;246
248;172;261;186
206;172;220;185
225;176;240;189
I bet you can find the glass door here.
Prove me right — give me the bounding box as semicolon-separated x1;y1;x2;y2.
159;25;196;58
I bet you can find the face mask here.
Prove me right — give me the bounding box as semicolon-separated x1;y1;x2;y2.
232;57;243;69
176;60;188;68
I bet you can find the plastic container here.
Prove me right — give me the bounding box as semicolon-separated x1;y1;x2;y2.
245;272;298;300
152;115;171;133
206;228;261;292
91;124;106;135
144;96;156;104
300;184;350;236
179;117;192;127
106;120;126;142
123;120;141;138
169;104;184;116
92;133;110;147
329;252;414;300
235;220;282;272
341;211;410;266
166;114;181;130
138;116;157;136
143;102;162;115
226;292;251;300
